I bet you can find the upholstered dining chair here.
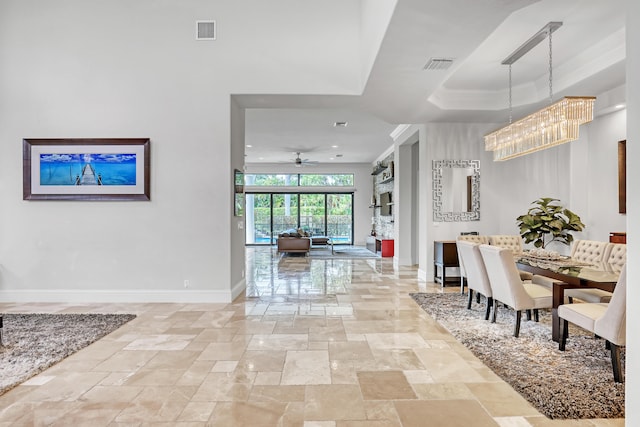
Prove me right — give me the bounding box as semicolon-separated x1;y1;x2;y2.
558;264;626;383
456;234;489;293
457;240;493;320
488;235;524;254
570;239;613;264
565;242;625;303
488;235;534;282
478;244;553;337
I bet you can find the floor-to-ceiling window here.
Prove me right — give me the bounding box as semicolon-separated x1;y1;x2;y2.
300;194;326;237
273;193;299;238
244;173;355;246
245;193;272;244
327;193;352;244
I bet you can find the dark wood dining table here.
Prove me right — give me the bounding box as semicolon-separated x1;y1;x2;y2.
516;256;620;342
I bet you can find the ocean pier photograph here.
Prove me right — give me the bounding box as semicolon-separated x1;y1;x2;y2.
39;153;137;186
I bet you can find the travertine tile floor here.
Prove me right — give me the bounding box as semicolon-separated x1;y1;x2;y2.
0;247;624;426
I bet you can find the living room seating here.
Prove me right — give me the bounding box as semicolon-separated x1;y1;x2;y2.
457;240;493;320
276;229;311;254
479;244;553;337
558;264;627;382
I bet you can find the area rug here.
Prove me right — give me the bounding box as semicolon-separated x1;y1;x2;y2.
0;313;136;396
410;292;624;420
308;246;380;259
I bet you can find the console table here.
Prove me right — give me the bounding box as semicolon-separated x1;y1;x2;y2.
433;240;459;286
366;237;394;257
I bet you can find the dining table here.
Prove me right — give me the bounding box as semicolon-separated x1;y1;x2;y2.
516;254;621;342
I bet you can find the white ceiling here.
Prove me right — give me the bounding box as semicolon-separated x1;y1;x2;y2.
241;0;626;166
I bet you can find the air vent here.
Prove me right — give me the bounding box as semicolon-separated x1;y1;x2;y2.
423;57;454;70
196;21;216;40
333;121;348;127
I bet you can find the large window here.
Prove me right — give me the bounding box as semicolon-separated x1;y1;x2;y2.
245;173;354;187
245;192;354;245
327;194;352;243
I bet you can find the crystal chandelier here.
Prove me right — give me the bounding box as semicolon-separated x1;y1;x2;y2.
484;22;596;161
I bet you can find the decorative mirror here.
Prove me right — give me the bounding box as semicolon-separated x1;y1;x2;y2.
432;160;480;221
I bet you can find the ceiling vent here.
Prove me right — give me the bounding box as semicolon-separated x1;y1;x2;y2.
196;21;216;40
423;58;454;71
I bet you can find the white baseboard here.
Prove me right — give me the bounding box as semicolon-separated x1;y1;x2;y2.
230;278;246;301
0;289;237;304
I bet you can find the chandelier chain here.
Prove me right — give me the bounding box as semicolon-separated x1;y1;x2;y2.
548;27;553;103
509;64;513;124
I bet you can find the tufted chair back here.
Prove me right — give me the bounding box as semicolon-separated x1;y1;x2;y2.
489;235;524;255
457;235;489;245
570;240;612;264
606;243;627;272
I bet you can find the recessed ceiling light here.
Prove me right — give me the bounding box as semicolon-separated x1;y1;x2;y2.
329;157;335;160
615;104;625;109
331;145;339;148
246;144;253;148
333;121;348;127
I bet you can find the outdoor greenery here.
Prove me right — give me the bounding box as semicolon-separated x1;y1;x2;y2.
244;174;355;243
245;173;354;187
247;192;353;242
516;197;585;249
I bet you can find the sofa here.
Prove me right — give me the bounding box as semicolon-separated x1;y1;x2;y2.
277;229;311;254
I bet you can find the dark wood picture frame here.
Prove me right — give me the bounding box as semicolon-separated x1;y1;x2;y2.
23;138;150;201
618;140;626;214
234;169;244;216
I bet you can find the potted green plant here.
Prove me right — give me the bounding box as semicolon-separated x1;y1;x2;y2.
516;197;585;249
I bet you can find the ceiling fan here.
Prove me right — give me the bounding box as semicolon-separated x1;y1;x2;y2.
290;152;318;167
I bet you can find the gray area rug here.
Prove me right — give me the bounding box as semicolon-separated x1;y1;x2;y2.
0;313;136;396
410;292;624;420
308;246;380;259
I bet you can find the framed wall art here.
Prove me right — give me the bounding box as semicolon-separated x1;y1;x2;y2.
234;169;244;216
23;138;150;201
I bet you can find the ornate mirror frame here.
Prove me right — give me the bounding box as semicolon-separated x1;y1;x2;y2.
432;159;480;222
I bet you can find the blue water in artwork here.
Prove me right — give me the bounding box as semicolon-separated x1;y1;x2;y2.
40;153;137;186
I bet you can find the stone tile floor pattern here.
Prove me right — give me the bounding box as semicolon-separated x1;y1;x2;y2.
0;247;624;426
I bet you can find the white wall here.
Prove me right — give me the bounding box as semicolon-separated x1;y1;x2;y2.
0;0;369;302
570;109;627;241
243;163;373;246
393;108;627;280
625;0;638;421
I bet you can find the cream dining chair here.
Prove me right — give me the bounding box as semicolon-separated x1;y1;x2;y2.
558;264;626;382
565;242;625;303
456;234;489;293
457;240;493;320
488;235;533;281
478;244;553;337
